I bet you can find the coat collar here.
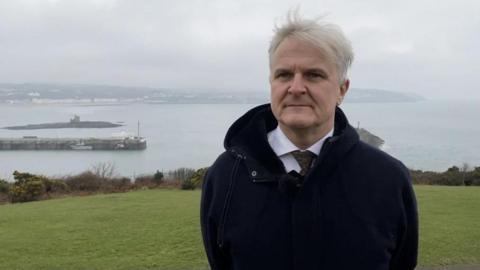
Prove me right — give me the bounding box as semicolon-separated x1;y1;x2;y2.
224;104;359;181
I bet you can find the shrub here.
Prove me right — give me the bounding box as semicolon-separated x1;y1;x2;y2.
135;175;155;188
181;178;196;190
105;177;132;192
472;178;480;186
65;171;103;192
153;170;164;185
9;181;45;203
180;167;208;190
469;167;480;186
166;167;195;182
9;171;47;203
44;179;69;194
409;165;480;186
164;167;195;190
91;162;117;179
441;166;464;186
134;171;171;189
65;171;133;193
188;167;209;188
0;179;10;193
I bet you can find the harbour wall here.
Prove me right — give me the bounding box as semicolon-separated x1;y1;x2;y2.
0;137;146;150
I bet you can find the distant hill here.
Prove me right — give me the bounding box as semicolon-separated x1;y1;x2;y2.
0;83;424;104
345;88;425;103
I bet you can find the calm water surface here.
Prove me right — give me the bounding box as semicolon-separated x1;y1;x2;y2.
0;100;479;179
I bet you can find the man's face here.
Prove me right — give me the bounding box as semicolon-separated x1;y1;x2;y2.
269;37;349;137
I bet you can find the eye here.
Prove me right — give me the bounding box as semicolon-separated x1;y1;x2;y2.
274;70;293;80
305;71;326;80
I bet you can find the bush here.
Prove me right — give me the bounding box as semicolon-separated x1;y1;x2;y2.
439;166;464;186
166;167;195;182
410;169;438;185
410;165;480;186
65;171;133;193
0;179;10;193
9;181;45;203
134;175;155;188
164;167;195;190
180;167;208;190
188;167;209;189
44;179;69;194
181;178;196;190
106;177;132;192
9;171;47;203
467;167;480;186
472;178;480;186
153;170;164;185
91;162;117;179
65;171;103;192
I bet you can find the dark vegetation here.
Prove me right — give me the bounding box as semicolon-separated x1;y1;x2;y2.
411;164;480;186
1;162;479;204
0;162;208;204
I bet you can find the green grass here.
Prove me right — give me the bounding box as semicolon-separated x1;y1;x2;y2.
0;189;208;270
416;185;480;266
0;186;479;269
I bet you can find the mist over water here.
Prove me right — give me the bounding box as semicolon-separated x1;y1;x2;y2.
1;100;479;180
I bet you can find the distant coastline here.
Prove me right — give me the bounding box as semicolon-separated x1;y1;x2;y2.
0;83;425;105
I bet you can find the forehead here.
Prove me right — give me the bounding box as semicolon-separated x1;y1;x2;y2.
270;37;335;70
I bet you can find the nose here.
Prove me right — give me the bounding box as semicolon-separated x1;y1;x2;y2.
288;73;306;95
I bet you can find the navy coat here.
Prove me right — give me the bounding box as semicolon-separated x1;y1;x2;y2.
201;104;418;270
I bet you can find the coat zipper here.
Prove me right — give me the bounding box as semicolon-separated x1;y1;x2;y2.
217;150;244;248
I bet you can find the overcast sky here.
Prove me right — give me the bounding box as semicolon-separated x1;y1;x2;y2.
1;0;479;99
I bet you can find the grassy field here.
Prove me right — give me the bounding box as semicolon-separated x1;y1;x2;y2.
0;186;479;269
0;189;207;270
416;185;480;266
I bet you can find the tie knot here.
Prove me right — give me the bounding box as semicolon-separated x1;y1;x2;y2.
291;150;316;176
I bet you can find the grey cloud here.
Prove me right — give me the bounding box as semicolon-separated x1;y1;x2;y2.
0;0;479;98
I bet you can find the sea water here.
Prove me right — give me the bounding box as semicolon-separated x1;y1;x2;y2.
0;100;479;179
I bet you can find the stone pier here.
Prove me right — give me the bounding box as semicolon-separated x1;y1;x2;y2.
0;137;147;150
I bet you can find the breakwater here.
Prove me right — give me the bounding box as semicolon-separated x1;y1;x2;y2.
0;137;146;150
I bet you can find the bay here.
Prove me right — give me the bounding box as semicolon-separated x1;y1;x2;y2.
0;100;479;180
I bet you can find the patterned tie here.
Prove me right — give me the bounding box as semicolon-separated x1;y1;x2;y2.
291;150;316;176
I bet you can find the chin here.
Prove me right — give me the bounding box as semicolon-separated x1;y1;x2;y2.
280;118;314;130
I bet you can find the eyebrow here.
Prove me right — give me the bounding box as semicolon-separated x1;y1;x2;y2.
272;67;328;75
305;68;327;73
272;68;291;75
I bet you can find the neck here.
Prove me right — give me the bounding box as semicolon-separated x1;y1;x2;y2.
279;122;333;150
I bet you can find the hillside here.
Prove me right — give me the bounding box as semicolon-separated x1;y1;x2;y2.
0;83;424;104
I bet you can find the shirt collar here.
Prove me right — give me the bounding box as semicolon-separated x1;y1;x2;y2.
267;125;334;157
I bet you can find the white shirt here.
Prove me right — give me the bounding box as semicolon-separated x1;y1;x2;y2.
267;126;333;173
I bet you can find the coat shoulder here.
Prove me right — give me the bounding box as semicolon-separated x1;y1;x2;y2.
348;141;411;184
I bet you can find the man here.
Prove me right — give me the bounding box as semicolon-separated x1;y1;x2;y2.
201;12;418;270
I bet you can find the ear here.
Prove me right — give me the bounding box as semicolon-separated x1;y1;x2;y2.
339;79;350;98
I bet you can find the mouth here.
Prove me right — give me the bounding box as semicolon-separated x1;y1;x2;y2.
285;104;310;108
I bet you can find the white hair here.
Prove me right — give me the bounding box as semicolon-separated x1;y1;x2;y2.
269;11;354;83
